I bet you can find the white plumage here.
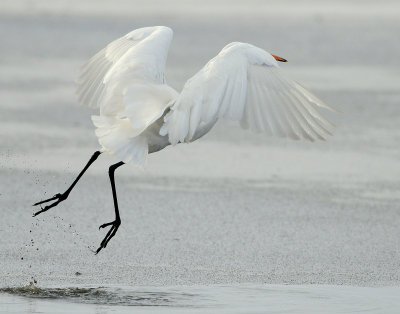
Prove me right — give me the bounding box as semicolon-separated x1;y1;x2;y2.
76;26;336;165
33;25;338;254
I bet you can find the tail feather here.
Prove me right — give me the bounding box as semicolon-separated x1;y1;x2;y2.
92;115;148;164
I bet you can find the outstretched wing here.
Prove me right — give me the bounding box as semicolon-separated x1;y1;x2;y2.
77;26;178;164
76;26;174;116
162;42;336;145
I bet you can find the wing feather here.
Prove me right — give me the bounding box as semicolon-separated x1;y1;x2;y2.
268;78;301;140
76;26;174;111
272;71;320;141
163;42;335;145
80;26;178;165
258;76;287;137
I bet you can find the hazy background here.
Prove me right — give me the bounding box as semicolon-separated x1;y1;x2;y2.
1;0;400;290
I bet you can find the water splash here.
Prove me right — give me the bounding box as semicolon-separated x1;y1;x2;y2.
0;283;199;307
1;283;399;313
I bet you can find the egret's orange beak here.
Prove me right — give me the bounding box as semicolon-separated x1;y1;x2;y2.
272;54;287;62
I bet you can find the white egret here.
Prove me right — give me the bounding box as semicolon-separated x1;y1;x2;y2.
33;26;336;253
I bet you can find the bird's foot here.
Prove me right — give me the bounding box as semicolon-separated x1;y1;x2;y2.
32;192;68;217
95;219;121;254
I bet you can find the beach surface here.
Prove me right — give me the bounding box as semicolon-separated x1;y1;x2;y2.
1;0;400;312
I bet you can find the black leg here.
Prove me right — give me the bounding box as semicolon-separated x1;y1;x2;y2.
96;161;125;254
33;151;102;217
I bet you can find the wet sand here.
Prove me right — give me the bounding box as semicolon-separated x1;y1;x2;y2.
1;1;400;310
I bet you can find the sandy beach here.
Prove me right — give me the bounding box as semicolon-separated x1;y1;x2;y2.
1;0;400;312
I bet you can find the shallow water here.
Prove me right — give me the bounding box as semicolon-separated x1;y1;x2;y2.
2;283;400;313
